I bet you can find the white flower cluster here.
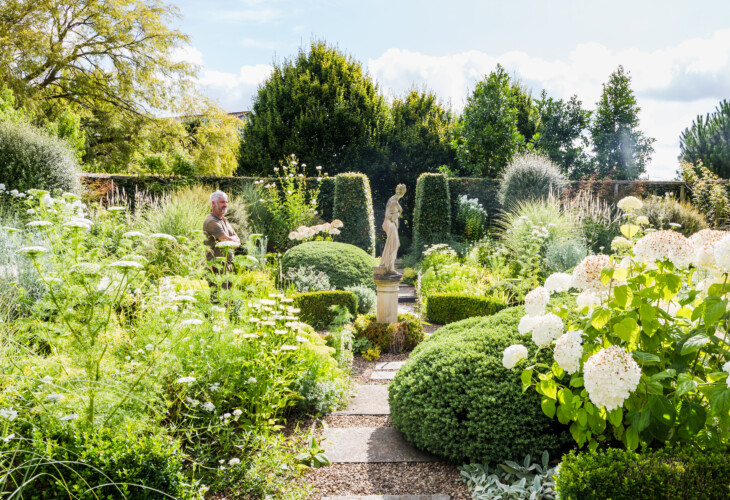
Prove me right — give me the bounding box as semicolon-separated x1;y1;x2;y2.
583;345;641;411
524;286;549;316
553;330;583;374
689;229;726;270
634;230;694;268
531;313;564;348
458;194;487;215
544;273;572;293
713;234;730;273
288;219;343;241
572;254;612;292
502;344;528;369
617;196;643;212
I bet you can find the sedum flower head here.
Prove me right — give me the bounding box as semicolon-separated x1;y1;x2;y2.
502;344;529;369
634;230;694;268
524;286;550;316
617;196;643;212
553;330;583;374
544;273;573;293
531;313;564;348
583;345;641;411
572;255;612;292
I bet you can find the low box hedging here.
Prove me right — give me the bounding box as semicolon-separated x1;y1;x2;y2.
388;304;572;464
425;293;507;324
555;446;730;500
333;172;376;256
353;313;424;353
281;240;376;290
412;173;451;254
293;290;357;330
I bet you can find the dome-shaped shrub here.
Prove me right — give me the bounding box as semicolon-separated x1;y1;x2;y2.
281;241;376;290
636;194;707;237
389;305;571;464
498;152;567;209
0;120;81;193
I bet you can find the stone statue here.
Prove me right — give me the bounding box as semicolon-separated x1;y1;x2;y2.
379;184;406;274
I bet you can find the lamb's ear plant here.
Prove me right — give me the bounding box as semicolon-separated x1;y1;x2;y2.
459;451;557;500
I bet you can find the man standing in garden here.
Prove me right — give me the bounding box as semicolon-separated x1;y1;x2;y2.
203;191;240;290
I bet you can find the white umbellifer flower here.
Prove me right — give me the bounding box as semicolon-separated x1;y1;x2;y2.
610;236;633;252
246;377;257;384
531;313;564;348
26;220;53;228
181;319;203;326
583;346;642;411
228;457;241;466
176;376;197;384
576;290;601;309
1;226;19;233
280;345;298;351
502;344;529;369
17;246;49;256
544;273;573;293
233;409;243;417
634;230;694;268
617;196;643;212
173;294;195;303
123;231;145;238
201;402;215;412
109;260;143;270
215;240;239;248
714;234;730;273
71;263;101;275
553;331;583;374
518;314;539;335
46;394;64;402
636;216;650;225
572;255;612;291
524;286;550;316
149;233;177;242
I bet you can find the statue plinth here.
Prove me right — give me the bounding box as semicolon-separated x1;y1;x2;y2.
374;267;403;324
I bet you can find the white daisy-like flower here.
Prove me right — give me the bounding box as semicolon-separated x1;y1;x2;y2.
544;273;573;293
553;331;583;374
634;230;694;268
502;344;529;369
274;329;287;335
524;286;550;316
295;335;309;342
617;196;643;212
149;233;177;242
572;255;613;292
518;314;539;335
176;376;197;384
241;333;258;339
123;231;145;238
583;346;641;411
181;318;204;326
531;313;564;348
26;220;53;228
17;246;49;256
109;260;143;270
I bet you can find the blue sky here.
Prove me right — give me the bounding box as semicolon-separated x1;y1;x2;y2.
171;0;730;179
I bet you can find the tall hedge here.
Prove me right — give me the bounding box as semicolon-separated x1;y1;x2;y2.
412;173;451;254
333;172;376;256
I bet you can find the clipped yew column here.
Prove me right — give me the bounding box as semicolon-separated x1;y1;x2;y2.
374;268;402;324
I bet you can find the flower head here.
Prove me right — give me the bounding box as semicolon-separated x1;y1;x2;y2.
149;233;177;242
531;313;564;348
617;196;643;212
524;286;550;316
123;231;145;238
518;314;539;335
544;273;573;293
610;236;633;253
713;234;730;273
572;255;612;292
634;230;694;268
554;330;583;374
583;346;641;411
17;246;49;257
502;344;529;369
26;220;53;228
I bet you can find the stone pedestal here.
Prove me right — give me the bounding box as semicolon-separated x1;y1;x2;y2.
374;266;403;324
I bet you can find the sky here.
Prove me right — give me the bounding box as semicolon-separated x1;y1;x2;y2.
171;0;730;180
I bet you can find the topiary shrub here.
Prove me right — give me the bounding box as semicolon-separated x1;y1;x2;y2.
389;305;571;464
0;120;81;193
412;173;451;254
333;172;376;256
498;152;567;209
555;446;730;500
344;284;376;314
281;240;376;290
293;290;357;330
425;293;506;324
636;194;708;237
353;313;424;353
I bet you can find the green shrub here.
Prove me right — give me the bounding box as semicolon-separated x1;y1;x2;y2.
353;313;424;353
281;241;376;290
636;194;708;236
333;172;376;256
412;173;451;254
544;238;587;272
293;290;357;330
0;120;81;193
316;176;336;221
401;267;418;285
555;446;730;500
389;305;571;464
498;152;567;209
344;284;376;314
425;293;506;324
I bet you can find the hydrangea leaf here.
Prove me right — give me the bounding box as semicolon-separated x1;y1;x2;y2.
648;394;676;426
541;397;556;418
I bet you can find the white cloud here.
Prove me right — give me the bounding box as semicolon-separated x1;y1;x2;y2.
197;64;273;111
170;45;204;67
214;8;282;24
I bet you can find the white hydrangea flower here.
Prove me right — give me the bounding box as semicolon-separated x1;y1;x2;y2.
617;196;643;212
553;331;583;374
576;290;601;309
502;344;529;369
634;230;694;268
524;286;550;316
572;255;612;292
583;346;642;411
544;273;573;293
518;314;539;335
531;313;564;348
714;234;730;273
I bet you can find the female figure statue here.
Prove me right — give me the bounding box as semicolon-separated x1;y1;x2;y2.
379;184;407;274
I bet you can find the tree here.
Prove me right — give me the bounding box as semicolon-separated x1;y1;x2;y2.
590;66;654;180
451;65;525;177
533;90;592;179
237;41;389;179
679;100;730;178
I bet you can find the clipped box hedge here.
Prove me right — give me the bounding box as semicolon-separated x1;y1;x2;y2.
281;240;376;290
293;290;357;330
333;172;376;256
425;293;506;324
412;173;451;254
555;446;730;500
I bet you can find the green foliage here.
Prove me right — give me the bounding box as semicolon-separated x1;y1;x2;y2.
563;190;622;254
412;173;451;254
555;447;730;500
454;194;488;242
680;99;730;178
0;120;81;193
293;291;357;330
388;306;571;463
497;152;568;208
452;65;525;177
353;313;424;353
590;66;655;180
636;194;708;237
281;241;376;290
332;172;376;256
680;161;730;228
401;267;418;285
425;293;506;324
460;451;558;500
136;185;225;240
534;91;592;180
285;265;332;293
448;178;502;227
544;238;587;272
344;284;376;314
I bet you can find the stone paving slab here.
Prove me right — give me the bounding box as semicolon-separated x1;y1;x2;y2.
332;385;390;415
323;495;449;500
322;427;440;463
375;361;406;370
371;371;397;380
